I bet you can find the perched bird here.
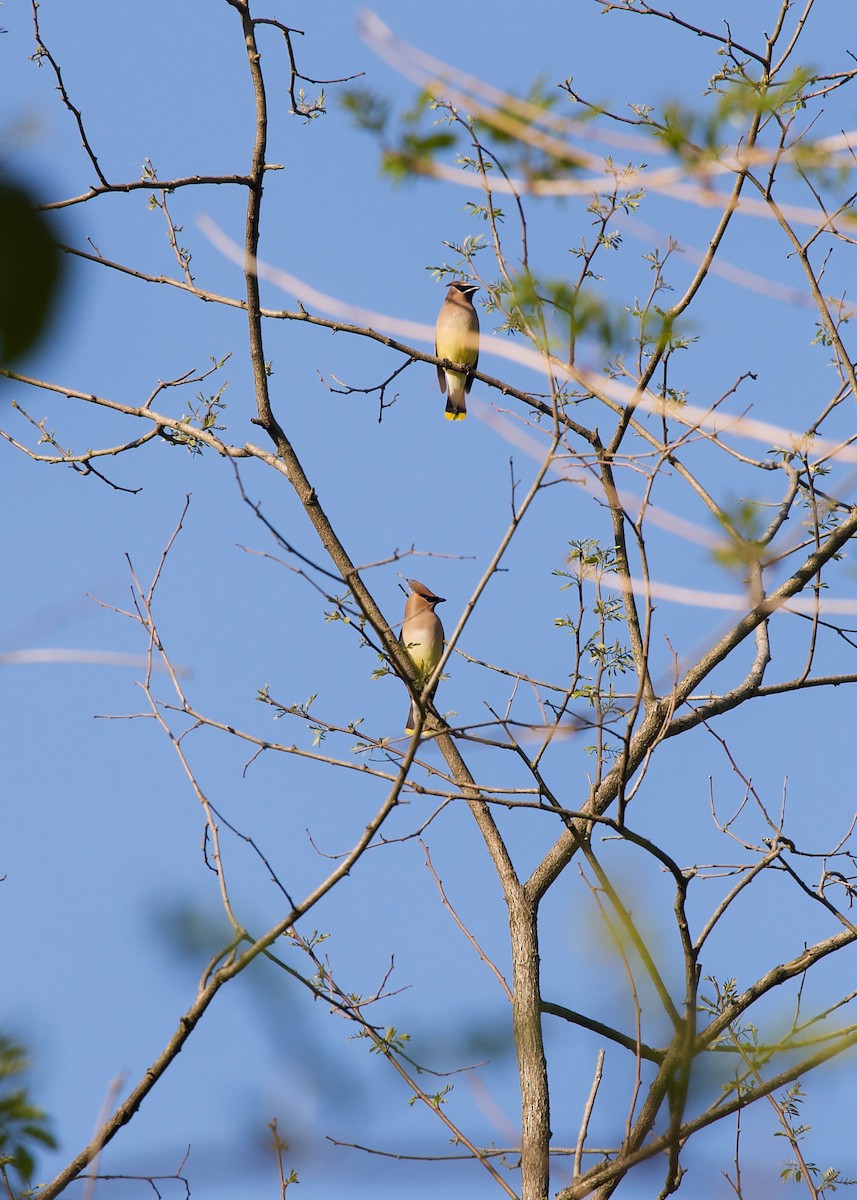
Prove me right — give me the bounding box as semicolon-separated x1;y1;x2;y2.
400;579;445;734
435;282;479;421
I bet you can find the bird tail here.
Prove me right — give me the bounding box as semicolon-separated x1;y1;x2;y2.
443;373;467;420
405;699;420;735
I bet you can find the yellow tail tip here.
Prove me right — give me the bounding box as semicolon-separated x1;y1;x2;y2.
444;410;467;421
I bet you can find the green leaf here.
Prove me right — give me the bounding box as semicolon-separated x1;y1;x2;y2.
0;1035;57;1186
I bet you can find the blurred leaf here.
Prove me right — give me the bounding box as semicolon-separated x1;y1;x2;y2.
382;131;458;182
339;87;391;135
0;175;64;365
0;1034;57;1188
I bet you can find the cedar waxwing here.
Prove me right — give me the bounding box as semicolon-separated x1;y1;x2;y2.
400;578;445;734
435;282;479;421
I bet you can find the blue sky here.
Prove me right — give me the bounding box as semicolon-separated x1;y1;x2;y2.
3;1;857;1197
